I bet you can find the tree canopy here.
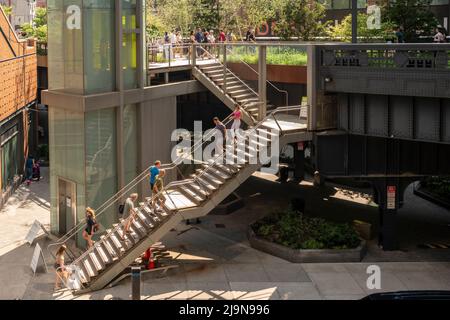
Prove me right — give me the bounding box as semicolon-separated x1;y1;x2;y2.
383;0;438;42
1;5;12;17
20;7;47;42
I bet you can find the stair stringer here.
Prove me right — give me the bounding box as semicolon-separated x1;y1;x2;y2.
192;67;256;126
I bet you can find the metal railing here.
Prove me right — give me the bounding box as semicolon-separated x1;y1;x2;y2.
64;105;303;290
46;99;256;260
193;45;261;109
320;44;450;70
224;46;289;107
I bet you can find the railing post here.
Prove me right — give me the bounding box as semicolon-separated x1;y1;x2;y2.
223;43;227;93
307;45;319;132
258;45;267;121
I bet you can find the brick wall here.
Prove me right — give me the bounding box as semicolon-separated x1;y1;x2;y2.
0;6;37;123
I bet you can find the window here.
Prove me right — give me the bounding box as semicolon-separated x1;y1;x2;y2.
333;0;350;9
1;127;19;191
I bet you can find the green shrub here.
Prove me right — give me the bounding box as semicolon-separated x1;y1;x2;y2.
422;177;450;199
253;209;361;250
227;47;307;66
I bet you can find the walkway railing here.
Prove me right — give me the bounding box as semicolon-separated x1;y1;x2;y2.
320;44;450;69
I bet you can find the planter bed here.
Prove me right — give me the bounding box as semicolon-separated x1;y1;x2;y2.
413;182;450;210
248;227;367;263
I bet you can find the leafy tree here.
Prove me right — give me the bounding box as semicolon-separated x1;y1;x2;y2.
20;7;47;42
327;12;395;42
192;0;220;32
150;0;193;35
147;0;276;39
220;0;276;39
383;0;438;42
272;0;328;41
1;5;12;17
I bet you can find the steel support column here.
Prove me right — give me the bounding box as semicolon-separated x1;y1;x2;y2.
351;0;358;43
115;0;125;194
258;45;267;120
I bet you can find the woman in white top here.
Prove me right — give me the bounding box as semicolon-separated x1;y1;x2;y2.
434;28;446;43
54;245;69;290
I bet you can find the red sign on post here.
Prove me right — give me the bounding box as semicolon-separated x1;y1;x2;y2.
297;142;304;151
387;186;396;210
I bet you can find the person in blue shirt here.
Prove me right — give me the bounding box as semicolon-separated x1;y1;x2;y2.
25;155;34;185
149;160;161;190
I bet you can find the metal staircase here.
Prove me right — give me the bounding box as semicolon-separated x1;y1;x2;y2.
61;106;309;293
192;46;285;125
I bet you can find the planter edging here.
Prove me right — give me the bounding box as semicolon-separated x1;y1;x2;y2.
413;182;450;210
248;226;367;263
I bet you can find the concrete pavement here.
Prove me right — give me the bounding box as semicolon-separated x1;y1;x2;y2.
1;168;449;300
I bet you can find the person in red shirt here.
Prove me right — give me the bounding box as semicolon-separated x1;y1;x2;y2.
218;29;226;42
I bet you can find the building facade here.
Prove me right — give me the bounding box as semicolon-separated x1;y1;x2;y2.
43;1;180;243
0;6;37;208
0;0;38;29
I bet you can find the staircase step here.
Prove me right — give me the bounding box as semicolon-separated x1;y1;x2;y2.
203;68;227;75
218;80;241;87
95;242;113;265
191;175;218;192
90;251;105;271
199;171;223;187
77;261;91;283
135;211;154;230
228;88;253;96
238;98;260;105
131;219;147;238
199;168;227;183
176;185;204;205
233;92;258;100
204;166;231;181
257;128;279;137
204;162;238;175
199;63;221;70
113;228;135;250
101;235;122;258
82;256;98;277
225;84;247;91
142;205;164;224
186;181;212;197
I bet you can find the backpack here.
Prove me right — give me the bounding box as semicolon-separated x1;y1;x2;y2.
119;203;125;215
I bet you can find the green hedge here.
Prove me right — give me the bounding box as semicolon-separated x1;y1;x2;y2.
252;209;361;250
227;47;307;66
422;177;450;199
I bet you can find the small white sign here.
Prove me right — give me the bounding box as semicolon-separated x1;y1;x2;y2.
25;220;48;245
66;196;72;208
30;243;48;275
387;186;396;210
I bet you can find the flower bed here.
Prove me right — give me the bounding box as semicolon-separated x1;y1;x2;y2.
248;209;366;263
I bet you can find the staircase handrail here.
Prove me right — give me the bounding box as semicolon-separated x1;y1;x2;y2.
224;46;289;107
194;44;261;104
47;108;240;258
67;105;303;290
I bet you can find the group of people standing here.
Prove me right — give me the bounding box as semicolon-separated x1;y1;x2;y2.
394;26;447;43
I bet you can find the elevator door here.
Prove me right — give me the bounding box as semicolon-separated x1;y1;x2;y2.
58;178;76;235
